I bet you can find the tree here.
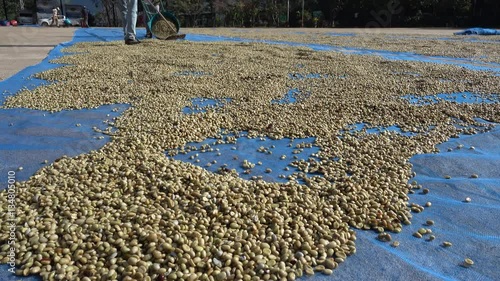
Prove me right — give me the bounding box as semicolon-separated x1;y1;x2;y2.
225;0;245;27
244;0;262;26
92;0;120;27
170;0;208;27
0;0;22;20
316;0;343;26
1;0;8;19
266;0;286;27
213;0;234;26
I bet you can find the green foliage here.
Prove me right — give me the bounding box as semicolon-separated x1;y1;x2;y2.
0;0;24;20
170;0;208;15
1;0;496;27
199;0;496;27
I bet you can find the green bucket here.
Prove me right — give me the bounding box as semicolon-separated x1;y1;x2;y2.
148;11;180;40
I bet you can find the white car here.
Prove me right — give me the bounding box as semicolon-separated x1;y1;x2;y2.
65;17;82;26
38;15;65;26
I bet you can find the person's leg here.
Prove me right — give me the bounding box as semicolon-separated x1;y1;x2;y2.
144;11;152;37
117;0;127;39
125;0;138;40
144;12;150;33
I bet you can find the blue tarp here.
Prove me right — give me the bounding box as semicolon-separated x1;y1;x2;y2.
182;33;500;74
0;28;498;281
454;28;500;36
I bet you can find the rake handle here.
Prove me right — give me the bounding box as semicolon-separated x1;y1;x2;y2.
143;0;170;27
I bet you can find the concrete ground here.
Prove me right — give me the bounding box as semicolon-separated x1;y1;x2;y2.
0;26;75;81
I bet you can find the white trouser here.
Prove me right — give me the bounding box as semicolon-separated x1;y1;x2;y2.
118;0;138;40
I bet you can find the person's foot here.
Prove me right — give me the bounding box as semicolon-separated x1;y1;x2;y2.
125;38;141;45
146;32;152;38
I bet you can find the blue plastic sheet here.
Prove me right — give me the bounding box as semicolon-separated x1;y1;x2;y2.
48;28;500;74
0;30;130;184
436;37;500;44
171;133;320;184
177;30;499;281
170;125;499;281
402;92;500;106
0;44;71;105
183;97;231;114
272;88;309;104
387;34;500;44
0;28;499;281
0;29;130;281
183;33;500;74
454;28;500;36
170;126;499;281
0;105;128;182
325;32;356;37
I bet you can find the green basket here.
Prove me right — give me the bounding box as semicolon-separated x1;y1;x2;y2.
148;11;180;40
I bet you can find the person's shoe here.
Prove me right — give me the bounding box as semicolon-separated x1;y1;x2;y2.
146;32;153;38
125;38;141;45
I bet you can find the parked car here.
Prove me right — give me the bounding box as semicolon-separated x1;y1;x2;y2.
17;10;35;25
65;16;81;26
38;15;66;26
64;4;83;26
